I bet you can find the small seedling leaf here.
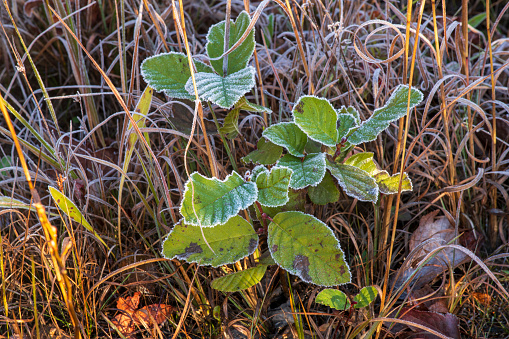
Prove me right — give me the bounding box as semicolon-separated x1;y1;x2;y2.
162;216;258;267
255;166;293;207
374;171;413;194
219;108;240;139
308;172;340;205
185;67;256;109
180;171;258;227
206;11;255;76
327;162;378;203
141;52;212;100
211;265;267;292
353;286;378;308
315;289;350;310
236;96;272;114
242;138;283;165
278;153;326;189
262;122;308;157
268;211;351;286
293;96;338;147
348;85;423;145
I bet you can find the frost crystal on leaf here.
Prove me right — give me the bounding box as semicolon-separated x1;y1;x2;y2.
277;153;326;189
255;166;293;207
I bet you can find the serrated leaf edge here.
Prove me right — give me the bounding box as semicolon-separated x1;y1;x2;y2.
256;166;293;208
277;153;327;190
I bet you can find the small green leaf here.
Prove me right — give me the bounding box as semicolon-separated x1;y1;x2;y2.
308;172;340;205
255;166;293;207
242;138;283;165
293;96;339;147
469;13;486;28
268;211;351;286
337;108;359;141
348;85;423;145
236;97;272;114
327;161;378;203
339;106;361;125
141;52;212;100
353;286;378;308
278;153;326;189
219;108;240;139
185;67;256;109
206;11;255;76
262;122;308;157
48;187;107;247
262;189;306;219
162;216;258;267
180;171;258;227
211;265;267;292
0;156;12;176
374;171;412;194
344;152;380;177
315;289;351;310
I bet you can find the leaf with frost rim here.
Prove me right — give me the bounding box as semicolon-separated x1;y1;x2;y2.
308;172;340;205
180;171;258;227
277;153;326;189
211;265;267;292
292;95;339;147
242;138;283;165
161;216;258;267
344;152;380;177
236;96;272;114
337;113;358;142
375;171;413;194
185;67;256;109
255;166;293;207
268;211;351;286
262;122;308;158
338;106;361;125
327;162;379;203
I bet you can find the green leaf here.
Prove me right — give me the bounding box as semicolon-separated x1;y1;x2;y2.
308;172;340;205
339;106;361;125
268;211;351;286
262;122;308;157
353;286;378;308
180;171;258;227
219;108;240;139
48;187;107;248
262;189;306;219
469;13;486;28
293;96;338;147
242;138;282;165
374;171;412;194
141;52;212;100
0;156;12;176
255;166;293;207
327;162;378;203
337;107;359;141
211;265;267;292
236;97;272;114
277;153;326;189
162;216;258;267
185;67;256;109
206;11;255;76
348;85;423;145
344;152;380;177
315;289;350;310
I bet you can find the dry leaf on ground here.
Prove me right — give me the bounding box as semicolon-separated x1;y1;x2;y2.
387;307;460;339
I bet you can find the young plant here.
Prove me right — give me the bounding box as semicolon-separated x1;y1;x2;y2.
140;11;424;291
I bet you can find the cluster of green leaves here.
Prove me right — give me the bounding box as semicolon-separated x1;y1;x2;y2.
315;286;378;310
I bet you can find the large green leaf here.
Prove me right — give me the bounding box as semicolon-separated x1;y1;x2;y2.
262;122;308;157
206;11;255;76
185;67;256;109
353;286;378;308
327;161;378;203
162;216;258;267
344;152;380;177
315;289;350;310
278;153;326;189
374;171;412;194
141;52;212;100
242;138;282;165
219;108;240;139
211;265;267;292
268;211;351;286
293;96;338;147
308;172;340;205
348;85;423;145
180;171;258;227
255;166;293;207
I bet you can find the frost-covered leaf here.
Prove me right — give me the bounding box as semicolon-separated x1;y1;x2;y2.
219;108;240;139
337;110;358;142
186;67;256;109
141;52;212;100
262;189;306;219
327;162;378;203
242;138;282;165
180;171;258;227
49;187;107;247
293;96;338;147
308;172;339;205
236;96;272;114
206;11;255;76
255;166;293;207
338;106;360;125
268;211;351;286
211;265;267;292
344;152;380;177
250;165;268;182
353;286;378;308
375;171;413;194
262;122;308;157
315;289;350;310
348;85;423;145
162;216;258;267
278;153;326;189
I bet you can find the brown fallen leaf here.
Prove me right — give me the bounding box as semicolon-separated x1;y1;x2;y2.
134;304;173;326
386;307;460;339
